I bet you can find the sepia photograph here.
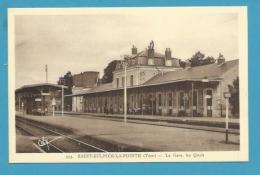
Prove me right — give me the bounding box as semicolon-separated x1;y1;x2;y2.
8;7;248;163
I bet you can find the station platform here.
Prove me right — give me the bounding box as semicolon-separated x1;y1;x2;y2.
55;111;240;130
16;112;240;151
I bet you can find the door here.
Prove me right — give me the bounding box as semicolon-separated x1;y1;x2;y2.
206;89;213;117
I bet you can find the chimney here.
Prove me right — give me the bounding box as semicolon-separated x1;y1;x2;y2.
132;45;137;55
217;53;225;64
165;48;171;59
147;40;155;58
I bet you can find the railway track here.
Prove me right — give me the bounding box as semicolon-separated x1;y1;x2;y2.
16;117;108;153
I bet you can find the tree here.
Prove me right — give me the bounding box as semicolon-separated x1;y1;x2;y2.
203;56;216;65
228;77;239;117
189;51;216;67
190;51;205;67
58;71;73;88
102;60;121;83
63;71;73;88
179;59;187;68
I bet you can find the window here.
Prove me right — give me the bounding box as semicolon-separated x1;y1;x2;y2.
179;92;185;109
159;94;162;106
130;75;134;86
193;90;198;106
116;78;119;88
168;93;172;106
206;89;212;106
139;95;143;108
122;77;125;87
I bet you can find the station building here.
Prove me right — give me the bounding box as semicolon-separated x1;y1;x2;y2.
71;43;239;117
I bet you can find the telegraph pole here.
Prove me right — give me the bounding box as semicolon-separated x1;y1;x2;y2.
45;64;48;83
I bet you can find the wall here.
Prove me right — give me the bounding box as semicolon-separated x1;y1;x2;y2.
73;71;99;88
215;64;239;117
113;66;180;88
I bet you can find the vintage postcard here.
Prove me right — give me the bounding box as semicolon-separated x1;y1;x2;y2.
8;7;248;163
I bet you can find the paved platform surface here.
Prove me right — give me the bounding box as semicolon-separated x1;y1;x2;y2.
56;111;239;129
16;113;240;151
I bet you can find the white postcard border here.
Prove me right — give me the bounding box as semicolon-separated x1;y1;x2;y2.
8;6;248;163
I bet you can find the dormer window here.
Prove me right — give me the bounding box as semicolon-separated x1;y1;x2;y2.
130;75;134;86
116;78;119;88
122;77;125;87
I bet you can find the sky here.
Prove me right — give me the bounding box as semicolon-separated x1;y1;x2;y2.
15;9;238;88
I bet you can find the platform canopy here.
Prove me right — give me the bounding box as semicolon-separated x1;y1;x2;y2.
15;83;68;94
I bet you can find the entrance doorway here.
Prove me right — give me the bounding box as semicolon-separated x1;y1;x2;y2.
205;89;213;117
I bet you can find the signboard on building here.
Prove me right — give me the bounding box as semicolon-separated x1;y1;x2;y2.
224;92;231;98
205;95;212;99
52;98;56;106
35;98;42;102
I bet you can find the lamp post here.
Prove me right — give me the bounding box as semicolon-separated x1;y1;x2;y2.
18;96;21;112
224;92;231;144
220;80;223;117
52;97;56;117
21;102;24;115
191;81;194;117
121;60;128;123
61;85;64;116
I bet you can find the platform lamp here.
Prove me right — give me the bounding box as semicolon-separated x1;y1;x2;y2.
120;56;129;124
224;92;231;144
52;97;56;117
57;85;65;116
61;85;64;116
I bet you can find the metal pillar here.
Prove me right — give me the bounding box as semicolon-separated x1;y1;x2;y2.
61;85;64;116
21;102;24;114
124;62;127;123
225;97;229;143
220;80;223;117
191;82;194;117
18;96;21;112
152;92;154;116
52;105;55;117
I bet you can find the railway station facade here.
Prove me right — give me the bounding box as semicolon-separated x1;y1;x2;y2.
15;43;239;118
71;44;239;117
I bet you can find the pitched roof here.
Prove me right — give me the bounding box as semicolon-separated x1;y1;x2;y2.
135;49;165;58
86;83;114;93
70;59;238;96
16;83;67;93
128;49;177;60
143;59;238;86
69;83;116;96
